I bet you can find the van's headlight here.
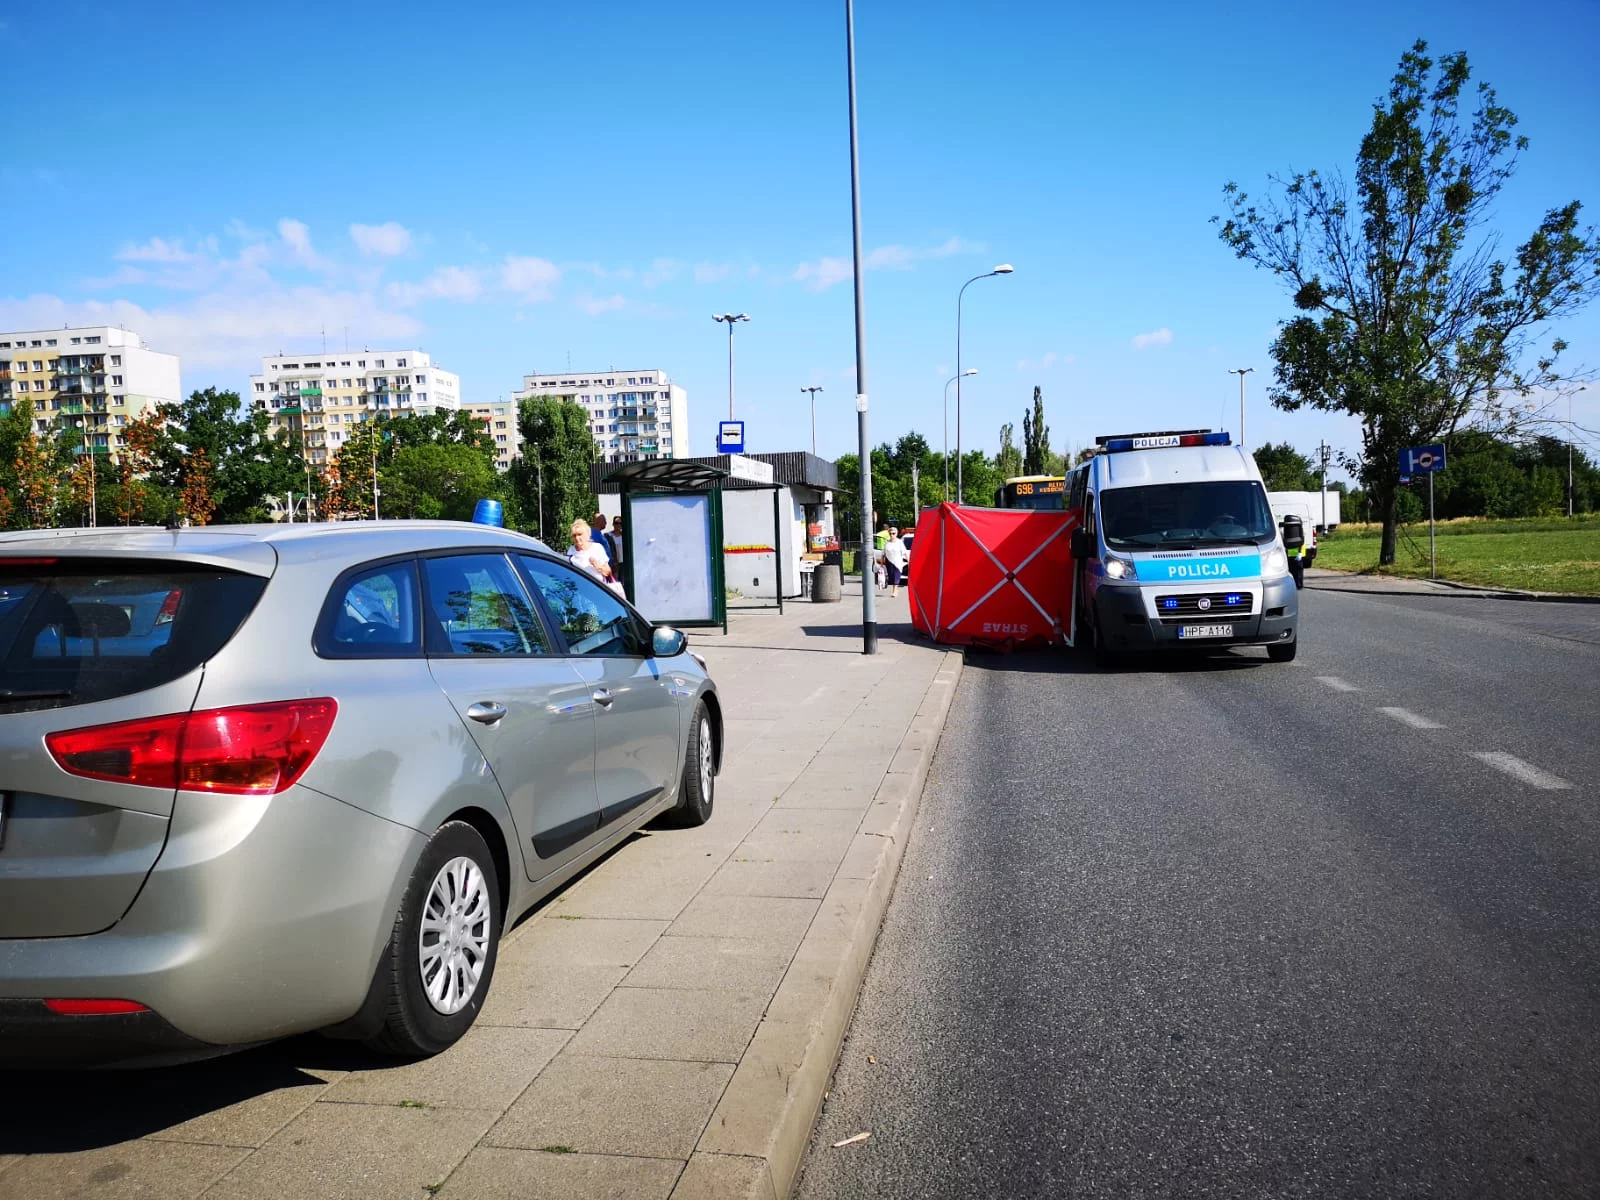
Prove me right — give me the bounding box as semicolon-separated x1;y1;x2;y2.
1261;546;1289;579
1103;555;1137;581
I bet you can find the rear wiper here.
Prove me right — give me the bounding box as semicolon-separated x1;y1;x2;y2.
0;688;76;701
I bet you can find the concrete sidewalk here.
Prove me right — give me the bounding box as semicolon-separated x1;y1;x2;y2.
0;583;961;1200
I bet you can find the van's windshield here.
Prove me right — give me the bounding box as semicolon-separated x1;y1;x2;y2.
1099;481;1276;549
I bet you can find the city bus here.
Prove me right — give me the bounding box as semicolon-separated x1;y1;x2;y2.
994;474;1067;510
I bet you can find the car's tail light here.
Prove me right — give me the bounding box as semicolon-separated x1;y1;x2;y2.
44;998;148;1015
46;699;338;795
155;589;183;625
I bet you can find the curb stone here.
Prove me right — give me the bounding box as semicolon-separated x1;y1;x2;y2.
1309;567;1600;605
675;650;965;1200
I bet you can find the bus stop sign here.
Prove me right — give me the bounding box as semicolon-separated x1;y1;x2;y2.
1400;444;1446;474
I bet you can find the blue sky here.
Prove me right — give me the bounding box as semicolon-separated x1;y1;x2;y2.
5;0;1598;479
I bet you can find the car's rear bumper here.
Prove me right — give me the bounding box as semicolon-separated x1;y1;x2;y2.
0;999;221;1069
0;785;424;1061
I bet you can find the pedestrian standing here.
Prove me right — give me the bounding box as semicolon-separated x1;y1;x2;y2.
883;526;910;599
568;520;624;596
591;513;616;561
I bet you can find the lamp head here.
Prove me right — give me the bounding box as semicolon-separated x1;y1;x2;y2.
992;264;1014;275
964;368;979;377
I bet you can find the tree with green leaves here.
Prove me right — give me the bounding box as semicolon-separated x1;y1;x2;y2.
378;443;500;521
996;422;1023;480
509;395;597;541
1217;41;1600;563
1251;442;1320;491
1022;387;1052;476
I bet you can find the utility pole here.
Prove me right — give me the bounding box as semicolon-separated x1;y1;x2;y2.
845;0;875;655
912;460;920;514
1318;440;1330;531
1228;367;1254;447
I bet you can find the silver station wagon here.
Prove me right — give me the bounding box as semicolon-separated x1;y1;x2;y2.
0;522;721;1066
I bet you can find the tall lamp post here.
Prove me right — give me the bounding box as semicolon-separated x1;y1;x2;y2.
944;369;977;497
801;385;824;456
845;0;875;654
713;313;749;420
1228;367;1254;447
956;265;1013;500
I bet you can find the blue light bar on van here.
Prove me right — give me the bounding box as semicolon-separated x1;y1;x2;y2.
1099;431;1233;452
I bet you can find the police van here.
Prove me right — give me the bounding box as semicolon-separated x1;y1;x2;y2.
1067;429;1298;663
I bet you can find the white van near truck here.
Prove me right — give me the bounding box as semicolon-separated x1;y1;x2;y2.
1067;430;1299;663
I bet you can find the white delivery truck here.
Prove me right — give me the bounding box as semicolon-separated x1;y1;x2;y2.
1269;489;1341;533
1067;429;1299;664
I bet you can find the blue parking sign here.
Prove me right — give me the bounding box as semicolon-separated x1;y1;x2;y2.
1400;444;1446;474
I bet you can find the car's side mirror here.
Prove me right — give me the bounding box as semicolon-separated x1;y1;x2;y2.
651;625;687;657
1070;528;1095;561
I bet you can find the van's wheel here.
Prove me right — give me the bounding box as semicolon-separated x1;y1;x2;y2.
1268;639;1298;663
1090;615;1121;668
665;701;715;828
365;821;501;1058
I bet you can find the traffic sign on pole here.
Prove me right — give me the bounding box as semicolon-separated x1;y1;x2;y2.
716;420;745;455
1399;444;1446;475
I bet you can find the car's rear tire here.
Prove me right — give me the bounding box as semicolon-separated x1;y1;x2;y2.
1267;639;1298;663
665;702;715;828
365;821;501;1058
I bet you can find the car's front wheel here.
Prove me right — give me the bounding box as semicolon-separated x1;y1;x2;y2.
365;821;501;1057
665;701;715;827
1267;638;1298;663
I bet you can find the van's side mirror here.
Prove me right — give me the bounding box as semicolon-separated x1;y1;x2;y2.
651;626;687;657
1279;516;1305;552
1070;528;1095;561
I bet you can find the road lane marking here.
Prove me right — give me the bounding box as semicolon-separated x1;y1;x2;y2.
1378;707;1444;730
1472;752;1574;791
1316;676;1360;692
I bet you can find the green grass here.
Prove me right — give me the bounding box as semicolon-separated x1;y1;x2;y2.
1313;515;1600;594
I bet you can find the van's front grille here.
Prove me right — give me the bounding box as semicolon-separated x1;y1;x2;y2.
1155;591;1253;624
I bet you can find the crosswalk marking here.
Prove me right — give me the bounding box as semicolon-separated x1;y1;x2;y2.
1472;752;1574;791
1377;707;1444;730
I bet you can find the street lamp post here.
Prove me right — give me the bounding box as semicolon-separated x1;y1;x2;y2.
943;369;977;498
845;0;875;655
956;265;1013;501
1228;367;1254;447
801;386;824;456
713;313;749;420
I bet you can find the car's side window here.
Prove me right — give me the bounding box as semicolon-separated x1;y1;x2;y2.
318;560;422;658
516;555;644;658
421;554;550;657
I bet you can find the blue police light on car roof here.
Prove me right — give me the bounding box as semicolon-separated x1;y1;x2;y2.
1095;429;1233;452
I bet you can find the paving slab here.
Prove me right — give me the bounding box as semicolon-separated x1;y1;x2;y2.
672;1152;778;1200
625;935;797;995
0;1141;247;1200
563;985;771;1064
439;1147;682;1199
486;1056;734;1158
201;1102;495;1200
322;1026;570;1110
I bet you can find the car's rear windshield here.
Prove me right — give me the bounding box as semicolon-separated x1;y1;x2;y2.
0;559;267;714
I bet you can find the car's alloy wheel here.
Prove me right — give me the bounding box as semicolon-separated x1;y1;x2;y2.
365;821;501;1057
418;855;492;1016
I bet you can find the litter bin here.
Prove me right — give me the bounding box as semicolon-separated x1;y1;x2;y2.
812;563;842;603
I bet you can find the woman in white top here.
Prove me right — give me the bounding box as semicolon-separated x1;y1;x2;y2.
567;520;624;595
883;526;910;599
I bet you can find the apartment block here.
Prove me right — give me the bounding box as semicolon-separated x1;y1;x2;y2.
465;398;522;471
0;326;180;456
511;368;688;463
249;350;461;468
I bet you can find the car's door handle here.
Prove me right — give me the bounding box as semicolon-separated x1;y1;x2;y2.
592;688;614;710
465;701;507;724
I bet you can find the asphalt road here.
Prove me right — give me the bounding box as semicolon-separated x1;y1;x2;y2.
796;584;1600;1199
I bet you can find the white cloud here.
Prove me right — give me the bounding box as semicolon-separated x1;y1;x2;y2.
794;236;982;291
641;258;681;288
224;218;267;242
793;256;854;292
349;221;414;257
277;218;331;272
694;262;733;284
1132;327;1174;350
115;236;216;264
500;256;562;302
576;294;626;316
386;265;483;307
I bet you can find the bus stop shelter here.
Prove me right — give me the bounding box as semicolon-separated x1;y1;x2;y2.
603;458;786;633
